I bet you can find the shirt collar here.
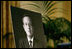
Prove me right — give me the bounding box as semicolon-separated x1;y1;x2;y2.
27;36;34;42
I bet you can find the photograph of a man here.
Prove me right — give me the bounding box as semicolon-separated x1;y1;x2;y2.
22;16;34;48
11;6;47;48
18;15;47;48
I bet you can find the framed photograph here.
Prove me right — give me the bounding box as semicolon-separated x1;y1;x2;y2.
11;6;47;48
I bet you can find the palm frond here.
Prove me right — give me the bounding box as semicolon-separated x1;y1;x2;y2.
24;1;67;22
43;1;53;14
45;15;52;21
26;4;41;9
44;1;61;15
46;8;68;15
46;8;57;15
42;16;49;22
31;1;40;4
48;11;68;17
41;1;49;13
43;1;49;7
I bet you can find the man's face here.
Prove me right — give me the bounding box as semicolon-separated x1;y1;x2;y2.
23;16;34;37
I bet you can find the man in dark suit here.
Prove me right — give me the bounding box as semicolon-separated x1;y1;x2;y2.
18;16;47;48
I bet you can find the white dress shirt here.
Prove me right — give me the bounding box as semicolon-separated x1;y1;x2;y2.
27;36;34;47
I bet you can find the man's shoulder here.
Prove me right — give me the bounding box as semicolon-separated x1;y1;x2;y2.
19;38;27;42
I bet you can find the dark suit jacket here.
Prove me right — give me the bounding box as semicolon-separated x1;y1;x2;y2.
18;37;47;48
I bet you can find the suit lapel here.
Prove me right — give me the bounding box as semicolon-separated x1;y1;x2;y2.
24;38;29;48
33;37;39;48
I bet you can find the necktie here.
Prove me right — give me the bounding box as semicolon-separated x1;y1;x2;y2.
29;40;32;48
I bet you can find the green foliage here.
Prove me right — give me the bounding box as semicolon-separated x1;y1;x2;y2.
43;18;71;47
43;17;71;40
26;1;66;21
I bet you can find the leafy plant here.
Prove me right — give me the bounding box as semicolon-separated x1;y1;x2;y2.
26;1;67;22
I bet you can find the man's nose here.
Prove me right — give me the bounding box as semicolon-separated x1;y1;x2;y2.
27;25;30;29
